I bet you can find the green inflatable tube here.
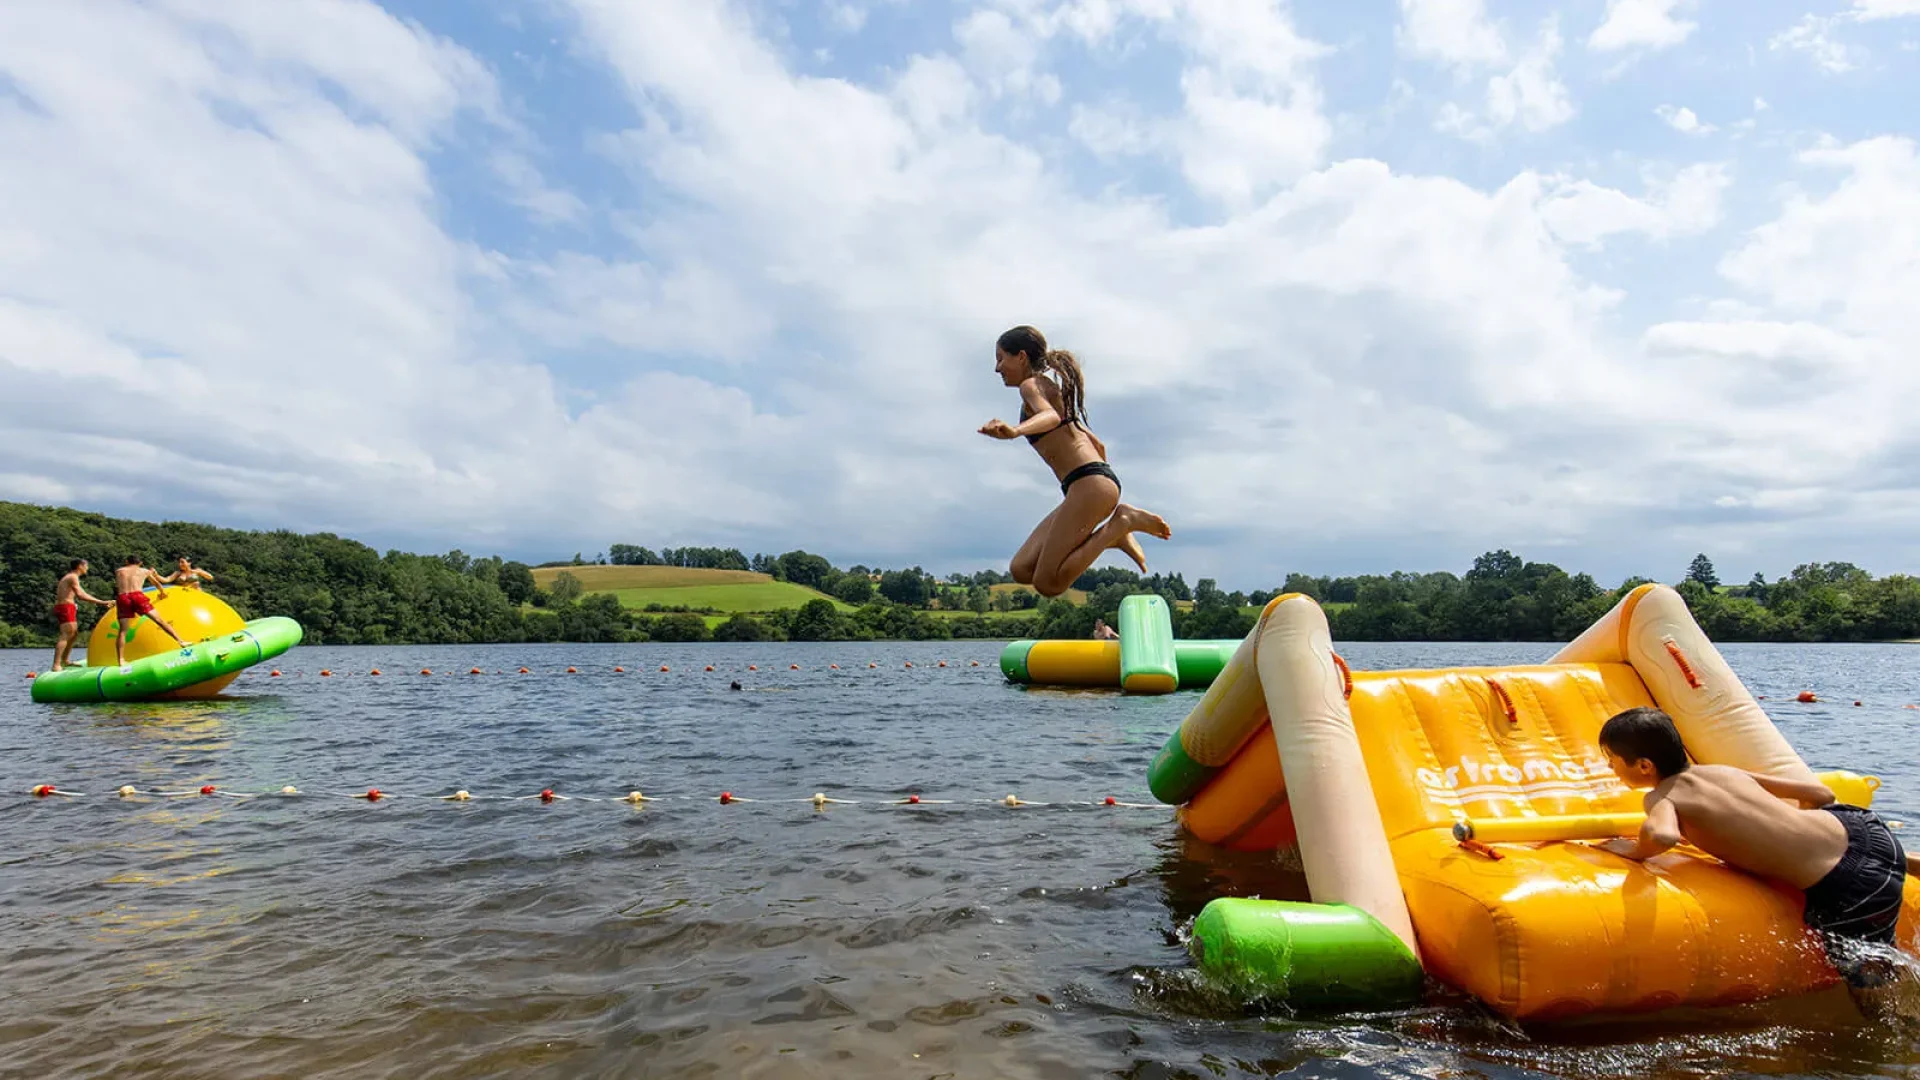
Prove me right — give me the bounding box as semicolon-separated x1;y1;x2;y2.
1190;898;1423;1010
1147;734;1212;806
1118;594;1178;693
1172;641;1236;689
30;616;304;704
1000;638;1237;688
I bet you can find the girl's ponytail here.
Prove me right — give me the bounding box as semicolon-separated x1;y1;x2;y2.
1041;349;1086;427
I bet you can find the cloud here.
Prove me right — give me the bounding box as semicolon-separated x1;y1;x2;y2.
1396;0;1507;69
1770;14;1859;72
1537;163;1731;246
1852;0;1920;18
1656;104;1715;135
3;0;1918;586
1589;0;1699;52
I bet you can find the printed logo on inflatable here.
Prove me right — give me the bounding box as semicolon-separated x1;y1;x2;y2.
1415;754;1625;806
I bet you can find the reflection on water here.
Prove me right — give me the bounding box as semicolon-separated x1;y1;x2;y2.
1;641;1918;1079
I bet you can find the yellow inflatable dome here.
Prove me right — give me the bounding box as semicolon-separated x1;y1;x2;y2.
86;587;248;698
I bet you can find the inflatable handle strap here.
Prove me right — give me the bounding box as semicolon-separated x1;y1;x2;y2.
1330;651;1353;700
1662;637;1703;689
1485;678;1518;725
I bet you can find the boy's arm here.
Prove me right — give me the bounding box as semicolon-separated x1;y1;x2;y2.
1746;771;1835;808
1608;797;1682;861
76;585;110;605
148;569;168;598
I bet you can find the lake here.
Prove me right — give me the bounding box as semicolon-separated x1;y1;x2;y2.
2;640;1916;1079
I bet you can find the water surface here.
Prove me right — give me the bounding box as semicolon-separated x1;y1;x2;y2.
2;641;1916;1078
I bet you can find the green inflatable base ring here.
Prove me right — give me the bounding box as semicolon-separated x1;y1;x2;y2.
1147;736;1214;806
31;616;304;704
998;640;1036;683
1190;898;1423;1010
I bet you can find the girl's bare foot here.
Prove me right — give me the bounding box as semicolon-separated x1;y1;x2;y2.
1116;532;1149;573
1114;504;1171;540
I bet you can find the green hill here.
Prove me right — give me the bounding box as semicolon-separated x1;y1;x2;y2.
531;565;853;613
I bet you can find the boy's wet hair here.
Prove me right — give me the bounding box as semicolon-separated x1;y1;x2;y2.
1600;706;1691;777
70;558;86;571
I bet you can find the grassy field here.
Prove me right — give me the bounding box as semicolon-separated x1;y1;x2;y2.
532;565;849;613
532;565;769;590
987;582;1087;606
602;584;853;613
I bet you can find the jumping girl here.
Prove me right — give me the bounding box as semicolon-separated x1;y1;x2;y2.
978;325;1170;597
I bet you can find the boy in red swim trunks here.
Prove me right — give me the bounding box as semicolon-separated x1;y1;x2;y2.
1598;706;1911;998
112;556;189;667
50;559;112;671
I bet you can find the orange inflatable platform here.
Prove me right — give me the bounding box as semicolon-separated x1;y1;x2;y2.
1150;584;1919;1020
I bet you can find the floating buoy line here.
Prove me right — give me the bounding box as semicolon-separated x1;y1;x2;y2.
16;782;1162;812
194;661;989;681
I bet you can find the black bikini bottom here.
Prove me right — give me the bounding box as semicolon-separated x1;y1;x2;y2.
1060;461;1120;497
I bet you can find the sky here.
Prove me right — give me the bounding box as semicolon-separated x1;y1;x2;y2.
2;0;1918;590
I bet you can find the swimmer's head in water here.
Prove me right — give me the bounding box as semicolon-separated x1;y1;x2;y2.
995;325;1086;425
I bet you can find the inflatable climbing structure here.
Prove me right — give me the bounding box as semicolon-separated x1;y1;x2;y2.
1152;584;1920;1020
30;588;301;704
1000;594;1238;693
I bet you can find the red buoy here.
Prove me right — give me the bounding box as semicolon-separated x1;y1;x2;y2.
1796;691;1818;703
614;666;625;673
907;794;920;804
719;791;734;804
370;669;381;676
469;667;483;675
519;667;530;674
705;665;715;672
200;785;215;796
1105;796;1117;806
567;667;578;674
269;670;281;677
30;784;54;797
540;788;555;803
366;788;383;802
420;669;432;676
660;665;670;672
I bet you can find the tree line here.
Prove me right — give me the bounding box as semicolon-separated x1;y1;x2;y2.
3;501;1916;646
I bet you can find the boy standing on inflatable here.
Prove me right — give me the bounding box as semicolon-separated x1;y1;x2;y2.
978;325;1171;597
1599;707;1913;992
112;556;189;667
49;559;112;671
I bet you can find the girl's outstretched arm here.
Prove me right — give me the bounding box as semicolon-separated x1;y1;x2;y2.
980;379;1063;440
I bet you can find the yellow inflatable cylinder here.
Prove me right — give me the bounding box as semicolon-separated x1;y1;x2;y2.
1257;595;1418;957
1452;812;1643;844
1021;640;1120;686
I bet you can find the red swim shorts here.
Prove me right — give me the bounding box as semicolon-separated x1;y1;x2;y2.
52;602;78;625
116;592;154;620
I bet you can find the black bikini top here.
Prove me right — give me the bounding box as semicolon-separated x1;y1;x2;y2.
1019;403;1080;446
